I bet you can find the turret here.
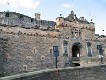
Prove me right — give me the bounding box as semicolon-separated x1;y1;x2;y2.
80;17;84;21
35;13;41;20
90;22;95;28
56;17;64;27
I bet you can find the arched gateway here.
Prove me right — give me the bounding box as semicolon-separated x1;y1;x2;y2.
72;42;82;66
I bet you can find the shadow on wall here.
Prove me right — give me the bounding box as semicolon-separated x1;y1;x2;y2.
0;38;9;77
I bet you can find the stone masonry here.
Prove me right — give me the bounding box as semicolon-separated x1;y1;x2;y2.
0;64;106;80
0;11;105;76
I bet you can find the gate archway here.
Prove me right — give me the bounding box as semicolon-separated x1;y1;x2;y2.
72;42;82;66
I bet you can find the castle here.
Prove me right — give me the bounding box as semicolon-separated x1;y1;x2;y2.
0;11;106;76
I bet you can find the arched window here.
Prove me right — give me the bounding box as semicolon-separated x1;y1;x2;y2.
86;42;92;57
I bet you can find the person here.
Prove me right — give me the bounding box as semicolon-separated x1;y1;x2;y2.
99;55;103;64
77;53;79;57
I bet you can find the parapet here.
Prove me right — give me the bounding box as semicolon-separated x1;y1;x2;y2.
55;11;95;31
35;13;41;20
0;11;56;30
80;17;84;21
56;17;64;27
0;25;60;38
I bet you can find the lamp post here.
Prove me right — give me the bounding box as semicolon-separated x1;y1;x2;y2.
53;46;59;68
55;57;58;68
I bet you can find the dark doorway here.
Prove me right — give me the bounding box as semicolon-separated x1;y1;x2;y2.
72;45;80;57
71;42;82;66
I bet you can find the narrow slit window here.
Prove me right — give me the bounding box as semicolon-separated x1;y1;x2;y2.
33;47;36;54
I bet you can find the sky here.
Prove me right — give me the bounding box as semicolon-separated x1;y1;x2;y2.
0;0;106;35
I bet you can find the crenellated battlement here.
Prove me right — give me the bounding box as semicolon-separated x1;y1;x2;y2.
0;25;59;38
0;11;56;29
56;11;95;32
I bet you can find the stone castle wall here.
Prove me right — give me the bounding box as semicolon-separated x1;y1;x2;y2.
0;12;55;29
0;12;35;28
0;24;105;76
0;25;63;76
0;11;105;77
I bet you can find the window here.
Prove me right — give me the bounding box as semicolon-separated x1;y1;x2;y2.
87;42;91;47
87;42;92;57
33;47;36;54
97;45;102;50
50;48;52;53
23;65;28;72
72;32;74;37
75;32;78;37
33;49;35;53
87;46;92;57
64;46;67;53
63;40;68;46
79;32;81;37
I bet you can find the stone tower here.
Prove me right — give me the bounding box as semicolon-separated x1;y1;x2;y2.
35;13;41;20
55;11;98;66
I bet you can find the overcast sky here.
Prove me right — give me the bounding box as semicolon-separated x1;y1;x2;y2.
0;0;105;35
